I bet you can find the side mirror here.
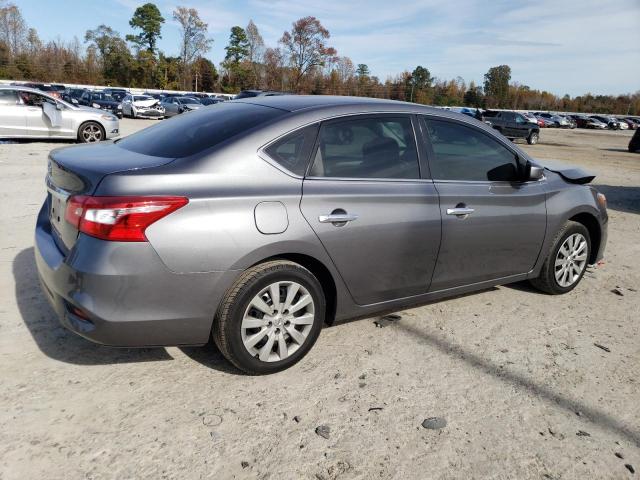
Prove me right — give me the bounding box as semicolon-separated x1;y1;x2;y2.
56;102;63;110
525;161;544;181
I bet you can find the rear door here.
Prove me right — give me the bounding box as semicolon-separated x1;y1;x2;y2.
419;116;547;291
300;114;441;305
0;89;26;136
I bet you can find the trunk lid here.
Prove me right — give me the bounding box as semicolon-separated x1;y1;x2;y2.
46;142;176;253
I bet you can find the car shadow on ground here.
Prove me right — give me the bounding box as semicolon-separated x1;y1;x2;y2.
396;321;640;446
593;185;640;214
179;345;244;375
13;247;173;365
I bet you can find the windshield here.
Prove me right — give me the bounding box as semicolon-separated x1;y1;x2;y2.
117;102;285;158
134;95;153;101
180;97;200;105
93;92;115;101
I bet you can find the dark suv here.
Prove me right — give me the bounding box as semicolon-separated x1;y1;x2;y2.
484;111;540;144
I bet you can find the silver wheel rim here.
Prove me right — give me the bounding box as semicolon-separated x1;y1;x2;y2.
554;233;588;287
82;124;102;142
241;281;315;362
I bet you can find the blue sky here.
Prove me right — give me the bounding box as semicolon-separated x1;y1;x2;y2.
18;0;640;96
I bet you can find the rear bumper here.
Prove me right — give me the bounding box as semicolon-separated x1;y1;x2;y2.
34;202;238;347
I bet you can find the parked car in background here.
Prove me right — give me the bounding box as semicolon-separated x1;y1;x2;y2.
160;96;202;117
122;94;165;119
199;97;222;106
483;110;540;144
235;90;287;99
0;86;119;142
78;90;123;118
590;115;620;130
61;88;86;105
536;112;571;128
624;117;640;129
629;128;640;152
559;115;577;129
534;115;556;128
617;118;629;130
34;96;607;374
21;83;65;99
143;92;165;101
521;112;539;124
103;88;128;102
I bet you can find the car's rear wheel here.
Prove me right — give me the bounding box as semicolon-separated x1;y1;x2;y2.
78;121;104;143
213;260;325;375
530;221;590;294
527;131;539;145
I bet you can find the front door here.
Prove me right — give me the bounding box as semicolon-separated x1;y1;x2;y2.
300;114;441;305
420;116;547;291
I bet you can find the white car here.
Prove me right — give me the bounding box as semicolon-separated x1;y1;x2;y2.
0;86;119;142
122;94;165;119
617;119;629;130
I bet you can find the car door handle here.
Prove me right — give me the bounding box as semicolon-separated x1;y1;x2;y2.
446;207;475;216
318;213;358;223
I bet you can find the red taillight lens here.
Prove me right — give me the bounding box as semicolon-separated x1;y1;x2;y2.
65;196;188;242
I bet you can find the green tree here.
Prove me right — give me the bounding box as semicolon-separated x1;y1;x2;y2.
126;3;164;54
85;25;133;85
225;26;249;63
356;64;369;78
483;64;511;108
463;81;483;107
407;65;431;102
193;56;218;91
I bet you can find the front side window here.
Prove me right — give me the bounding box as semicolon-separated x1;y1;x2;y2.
309;116;419;179
422;118;519;182
264;125;317;176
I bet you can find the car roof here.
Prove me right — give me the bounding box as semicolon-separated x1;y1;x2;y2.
232;94;446;114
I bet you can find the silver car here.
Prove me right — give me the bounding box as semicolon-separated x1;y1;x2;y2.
160;96;202;117
35;96;608;374
0;86;119;142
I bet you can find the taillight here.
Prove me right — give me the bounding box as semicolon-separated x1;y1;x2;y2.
65;196;188;242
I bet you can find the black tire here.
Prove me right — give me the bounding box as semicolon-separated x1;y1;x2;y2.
212;260;325;375
530;221;591;295
77;121;105;143
527;131;539;145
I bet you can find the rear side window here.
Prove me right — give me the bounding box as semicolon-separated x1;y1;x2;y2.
0;89;18;105
422;118;518;182
264;125;317;176
117;102;285;158
309;116;420;179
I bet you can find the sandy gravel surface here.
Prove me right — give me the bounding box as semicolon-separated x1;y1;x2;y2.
0;121;638;479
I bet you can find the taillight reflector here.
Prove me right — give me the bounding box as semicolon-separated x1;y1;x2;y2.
65;195;188;242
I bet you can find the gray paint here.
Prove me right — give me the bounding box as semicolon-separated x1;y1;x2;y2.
35;95;608;347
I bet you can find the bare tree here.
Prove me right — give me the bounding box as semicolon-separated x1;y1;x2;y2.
280;16;337;91
246;19;264;88
173;6;213;89
0;1;26;55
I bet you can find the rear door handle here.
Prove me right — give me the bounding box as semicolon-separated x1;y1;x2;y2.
446;207;475;216
318;213;358;223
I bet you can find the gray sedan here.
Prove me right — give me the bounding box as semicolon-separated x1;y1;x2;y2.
160;96;203;117
0;86;119;142
35;96;608;374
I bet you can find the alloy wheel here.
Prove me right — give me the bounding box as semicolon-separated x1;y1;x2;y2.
82;124;103;142
241;281;315;362
554;233;588;287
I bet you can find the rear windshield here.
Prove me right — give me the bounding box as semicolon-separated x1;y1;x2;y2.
117;102;285;158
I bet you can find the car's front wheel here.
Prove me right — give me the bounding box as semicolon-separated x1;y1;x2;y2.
78;121;104;143
213;260;325;374
530;221;591;294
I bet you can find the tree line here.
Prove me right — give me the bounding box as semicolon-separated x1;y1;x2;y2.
1;1;638;114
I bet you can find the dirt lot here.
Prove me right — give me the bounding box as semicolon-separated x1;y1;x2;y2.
1;121;638;480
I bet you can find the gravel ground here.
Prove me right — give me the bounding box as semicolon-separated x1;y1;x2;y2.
0;121;638;480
